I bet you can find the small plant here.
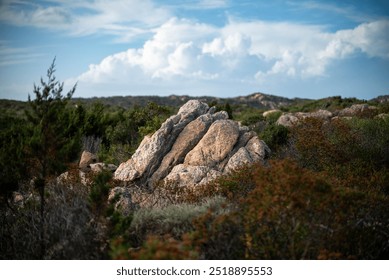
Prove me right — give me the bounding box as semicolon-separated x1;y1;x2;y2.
260;123;289;151
89;170;113;215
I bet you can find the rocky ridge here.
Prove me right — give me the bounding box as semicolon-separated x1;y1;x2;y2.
114;100;270;188
274;104;380;127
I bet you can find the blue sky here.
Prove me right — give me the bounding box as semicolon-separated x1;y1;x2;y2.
0;0;388;101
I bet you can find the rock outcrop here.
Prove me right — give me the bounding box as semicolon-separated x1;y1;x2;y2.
276;110;333;127
114;100;270;188
337;104;377;117
276;104;379;127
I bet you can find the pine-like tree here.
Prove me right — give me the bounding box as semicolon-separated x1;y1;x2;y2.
25;58;78;259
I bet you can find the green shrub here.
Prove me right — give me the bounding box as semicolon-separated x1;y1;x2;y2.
128;234;199;260
264;111;282;124
238;110;264;127
260;123;289;151
189;160;389;259
288;116;389;193
108;196;228;259
0;178;106;259
89;170;112;214
133;197;227;242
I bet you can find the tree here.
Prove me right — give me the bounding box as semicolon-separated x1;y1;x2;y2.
25;58;78;259
0;115;28;207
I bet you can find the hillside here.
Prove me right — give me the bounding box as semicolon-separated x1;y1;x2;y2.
70;92;308;110
3;92;387;114
1;90;389;260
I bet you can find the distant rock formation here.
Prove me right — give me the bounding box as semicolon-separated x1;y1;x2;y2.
337;104;377;117
276;104;379;127
114;100;270;188
276;110;333;127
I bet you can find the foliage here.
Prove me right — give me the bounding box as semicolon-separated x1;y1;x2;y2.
0;115;28;200
128;234;199;260
109;196;228;259
260;123;289;151
1;74;389;260
97;102;172;164
25;58;79;178
237;108;264;127
208;101;234;119
282;96;367;113
190;160;389;259
264;111;282;123
0;177;106;259
289;117;389;192
23;58;80;258
89;170;113;214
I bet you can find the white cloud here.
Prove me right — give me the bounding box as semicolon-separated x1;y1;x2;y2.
77;18;218;82
190;0;229;9
0;0;171;40
288;1;378;23
72;16;389;96
0;41;43;66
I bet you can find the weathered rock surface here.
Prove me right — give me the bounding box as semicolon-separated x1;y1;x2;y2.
114;100;270;188
79;151;98;171
89;163;117;173
276;110;333;127
108;187;138;215
337;104;377;117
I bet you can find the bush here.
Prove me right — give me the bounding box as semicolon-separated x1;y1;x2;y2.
260;123;289;151
0;115;29;200
264;111;282;124
189;160;389;259
89;170;113;214
128;234;199;260
109;196;228;259
288;117;389;193
0;178;107;259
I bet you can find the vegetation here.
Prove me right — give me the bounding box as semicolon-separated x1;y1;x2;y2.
1;61;388;259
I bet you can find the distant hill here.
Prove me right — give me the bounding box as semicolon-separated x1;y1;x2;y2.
371;95;389;103
71;92;309;110
1;92;387;114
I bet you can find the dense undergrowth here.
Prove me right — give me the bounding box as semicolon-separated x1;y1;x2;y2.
1;63;388;259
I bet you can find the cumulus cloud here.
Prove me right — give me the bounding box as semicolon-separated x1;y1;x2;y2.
7;1;384;96
74;17;389;94
77;18;218;84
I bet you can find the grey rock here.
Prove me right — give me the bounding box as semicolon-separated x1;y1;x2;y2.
114;100;210;182
164;164;222;188
114;100;270;189
79;151;98;171
277;109;333;127
90;163;117;173
150;113;214;184
108;187;138;215
184;119;240;168
57;170;90;186
338;104;377;117
276;113;299;127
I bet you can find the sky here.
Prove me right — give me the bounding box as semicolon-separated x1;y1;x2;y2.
0;0;388;101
